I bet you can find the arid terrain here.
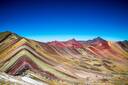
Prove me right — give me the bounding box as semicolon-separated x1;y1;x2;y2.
0;31;128;85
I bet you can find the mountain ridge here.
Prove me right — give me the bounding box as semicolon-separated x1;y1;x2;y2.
0;31;128;85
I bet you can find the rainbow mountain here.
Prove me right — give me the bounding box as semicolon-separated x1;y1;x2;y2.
0;31;128;85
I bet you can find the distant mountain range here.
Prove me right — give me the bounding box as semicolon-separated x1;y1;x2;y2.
0;31;128;85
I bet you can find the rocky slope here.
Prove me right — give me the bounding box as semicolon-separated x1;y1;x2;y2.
0;31;128;85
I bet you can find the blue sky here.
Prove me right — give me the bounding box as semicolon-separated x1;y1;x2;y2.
0;0;128;41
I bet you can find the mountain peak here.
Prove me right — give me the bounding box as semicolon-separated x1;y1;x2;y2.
90;37;110;49
48;41;66;48
65;38;83;48
1;31;20;37
93;37;105;42
48;39;83;48
0;31;21;42
66;38;77;43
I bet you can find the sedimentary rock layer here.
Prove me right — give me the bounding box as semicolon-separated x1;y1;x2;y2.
0;31;128;85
